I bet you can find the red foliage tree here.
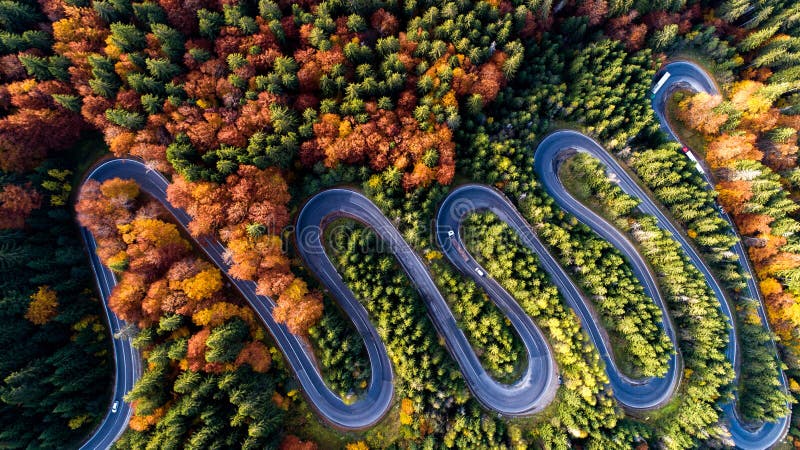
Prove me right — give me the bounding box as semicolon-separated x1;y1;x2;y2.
371;9;399;36
0;183;41;229
279;435;318;450
606;11;648;51
0;80;85;172
577;0;609;26
471;52;507;104
235;341;272;373
108;272;147;325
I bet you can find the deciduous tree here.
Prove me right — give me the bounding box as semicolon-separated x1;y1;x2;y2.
0;183;41;229
25;286;58;325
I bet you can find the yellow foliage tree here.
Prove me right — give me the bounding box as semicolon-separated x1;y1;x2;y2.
122;218;188;249
399;398;414;425
729;80;778;131
761;278;784;297
177;268;223;300
67;415;91;430
129;406;165;431
425;250;443;260
100;178;140;202
192;301;256;329
107;250;130;272
25;286;58;325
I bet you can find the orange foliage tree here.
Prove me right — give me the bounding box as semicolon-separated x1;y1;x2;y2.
675;92;728;135
303;108;456;191
716;179;753;215
706;132;762;168
185;328;214;372
166;165;290;237
735;214;774;235
273;278;324;336
675;81;800;359
120;217;191;277
167;165;323;334
235;341;272;373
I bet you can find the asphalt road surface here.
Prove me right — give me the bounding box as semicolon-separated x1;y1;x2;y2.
532;136;682;410
78;156;683;444
76;225;140;450
79;61;789;449
77;159;395;445
652;61;790;450
297;189;559;417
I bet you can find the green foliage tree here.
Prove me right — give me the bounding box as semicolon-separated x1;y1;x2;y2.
205;318;248;363
0;152;111;448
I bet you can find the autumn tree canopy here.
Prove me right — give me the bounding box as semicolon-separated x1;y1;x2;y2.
0;183;41;229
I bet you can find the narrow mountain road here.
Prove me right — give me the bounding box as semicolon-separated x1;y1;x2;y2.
77;159;396;445
78;61;789;449
78;154;679;445
651;60;791;449
77;226;140;450
531;136;681;410
297;189;559;417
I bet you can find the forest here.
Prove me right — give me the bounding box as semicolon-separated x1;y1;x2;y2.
564;151;790;424
2;0;800;448
0;144;112;448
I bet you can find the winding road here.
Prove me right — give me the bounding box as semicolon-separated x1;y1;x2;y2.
78;159;396;440
77;226;141;450
437;183;680;410
652;61;791;449
78;61;789;449
297;190;558;417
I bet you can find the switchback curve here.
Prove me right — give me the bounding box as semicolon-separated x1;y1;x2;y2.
79;154;679;444
78;159;395;439
79;61;791;449
532;135;682;409
296;189;559;416
652;60;791;449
